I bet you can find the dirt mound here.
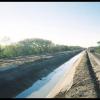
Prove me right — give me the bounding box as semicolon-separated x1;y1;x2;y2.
0;50;81;98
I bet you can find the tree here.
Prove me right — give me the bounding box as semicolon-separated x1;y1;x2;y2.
0;45;4;58
97;41;100;46
0;38;83;58
18;38;55;54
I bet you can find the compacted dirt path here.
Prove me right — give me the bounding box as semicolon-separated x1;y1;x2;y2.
55;51;98;98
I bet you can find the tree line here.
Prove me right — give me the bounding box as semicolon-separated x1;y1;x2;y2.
88;41;100;53
0;38;83;58
93;41;100;53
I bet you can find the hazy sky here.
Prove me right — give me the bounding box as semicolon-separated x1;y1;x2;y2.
0;2;100;47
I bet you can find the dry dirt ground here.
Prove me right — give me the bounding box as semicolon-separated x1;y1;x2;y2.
0;50;81;98
55;51;98;98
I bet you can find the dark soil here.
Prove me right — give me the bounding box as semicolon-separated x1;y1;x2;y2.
0;50;81;98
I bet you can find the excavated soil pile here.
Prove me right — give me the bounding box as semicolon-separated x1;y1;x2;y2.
0;50;81;98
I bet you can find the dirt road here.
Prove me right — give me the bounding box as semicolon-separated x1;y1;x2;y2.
55;51;100;98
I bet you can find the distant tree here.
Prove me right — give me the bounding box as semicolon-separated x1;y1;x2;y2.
97;41;100;46
3;45;15;57
0;45;4;58
0;38;83;58
0;36;11;45
18;38;55;54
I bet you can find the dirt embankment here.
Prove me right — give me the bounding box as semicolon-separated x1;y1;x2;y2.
88;52;100;98
55;51;98;98
0;50;81;98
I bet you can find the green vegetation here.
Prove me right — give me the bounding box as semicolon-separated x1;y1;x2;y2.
0;38;83;58
91;41;100;54
94;47;100;54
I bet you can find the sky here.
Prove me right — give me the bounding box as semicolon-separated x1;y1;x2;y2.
0;2;100;47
